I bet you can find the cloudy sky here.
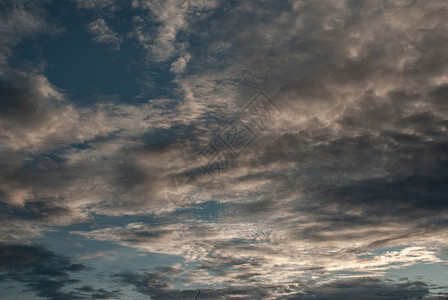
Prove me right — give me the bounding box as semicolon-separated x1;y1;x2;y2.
1;0;448;299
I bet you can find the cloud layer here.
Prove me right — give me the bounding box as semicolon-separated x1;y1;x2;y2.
1;0;448;299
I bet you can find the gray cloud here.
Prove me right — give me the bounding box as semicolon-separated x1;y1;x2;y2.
0;1;59;70
0;244;88;300
115;272;435;300
74;285;121;299
131;0;220;62
88;18;122;50
283;277;431;300
74;0;123;12
114;270;279;299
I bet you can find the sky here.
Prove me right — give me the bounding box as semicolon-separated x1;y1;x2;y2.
0;0;448;299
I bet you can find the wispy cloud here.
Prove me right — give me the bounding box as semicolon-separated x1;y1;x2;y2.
88;18;122;50
131;0;219;62
74;0;122;12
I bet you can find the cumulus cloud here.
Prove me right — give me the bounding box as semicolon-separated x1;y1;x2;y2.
0;71;79;149
170;53;192;74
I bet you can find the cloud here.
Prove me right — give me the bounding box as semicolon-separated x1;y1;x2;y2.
170;53;192;74
79;250;116;260
0;70;77;150
114;272;434;300
283;277;430;300
64;0;448;286
0;1;60;70
74;285;121;299
114;271;177;299
1;0;448;298
0;70;189;240
88;18;122;50
114;270;276;300
130;0;188;62
0;244;88;300
168;0;448;232
74;0;122;12
71;220;443;290
131;0;219;62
